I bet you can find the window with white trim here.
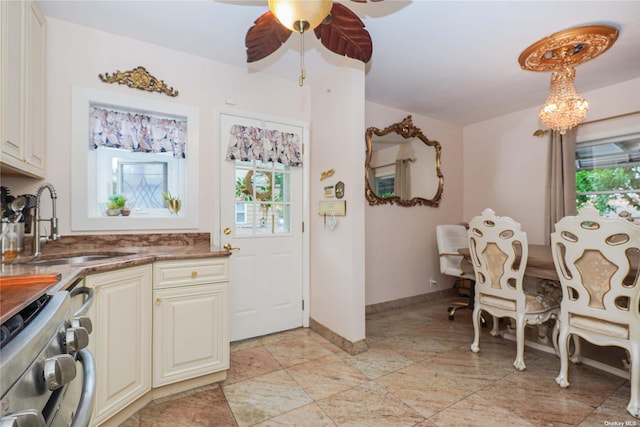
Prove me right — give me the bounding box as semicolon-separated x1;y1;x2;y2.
576;131;640;221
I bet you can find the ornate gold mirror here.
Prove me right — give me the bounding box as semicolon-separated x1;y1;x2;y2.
365;115;443;207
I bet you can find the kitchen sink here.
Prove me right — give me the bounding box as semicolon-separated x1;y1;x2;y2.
26;253;133;266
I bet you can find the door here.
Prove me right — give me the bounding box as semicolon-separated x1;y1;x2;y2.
219;111;307;342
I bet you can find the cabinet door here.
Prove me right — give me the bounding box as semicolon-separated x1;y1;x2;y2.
153;282;229;387
0;0;44;177
0;0;25;163
23;1;45;176
86;265;152;425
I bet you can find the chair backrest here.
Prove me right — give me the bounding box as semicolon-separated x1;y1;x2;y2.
436;224;469;277
551;207;640;337
468;208;528;305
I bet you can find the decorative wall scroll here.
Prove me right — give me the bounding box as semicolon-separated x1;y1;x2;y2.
320;168;335;180
226;124;303;167
98;66;179;97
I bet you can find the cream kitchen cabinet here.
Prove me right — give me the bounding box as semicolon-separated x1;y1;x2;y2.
152;257;229;387
0;0;46;177
85;265;152;426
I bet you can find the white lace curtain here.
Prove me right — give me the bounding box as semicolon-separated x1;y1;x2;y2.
225;124;303;167
89;105;187;158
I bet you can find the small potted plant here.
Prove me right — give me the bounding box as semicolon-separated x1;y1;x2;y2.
107;194;127;216
163;192;181;215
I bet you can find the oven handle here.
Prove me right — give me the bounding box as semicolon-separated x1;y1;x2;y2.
70;349;96;427
70;284;94;317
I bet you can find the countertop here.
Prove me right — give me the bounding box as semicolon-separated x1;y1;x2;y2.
0;233;230;323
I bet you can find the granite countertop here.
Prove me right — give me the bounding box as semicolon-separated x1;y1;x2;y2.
0;233;230;323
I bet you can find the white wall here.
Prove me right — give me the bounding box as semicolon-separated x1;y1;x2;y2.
364;102;464;306
2;18;312;236
309;64;367;343
2;18;371;344
463;77;640;244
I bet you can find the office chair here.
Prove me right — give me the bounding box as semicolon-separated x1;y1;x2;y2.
436;224;476;320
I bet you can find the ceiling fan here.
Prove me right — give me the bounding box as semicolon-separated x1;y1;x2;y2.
245;0;381;84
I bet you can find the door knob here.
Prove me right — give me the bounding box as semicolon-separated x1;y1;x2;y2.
223;243;239;251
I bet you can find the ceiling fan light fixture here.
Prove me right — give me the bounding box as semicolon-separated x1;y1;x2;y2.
539;67;589;135
268;0;333;33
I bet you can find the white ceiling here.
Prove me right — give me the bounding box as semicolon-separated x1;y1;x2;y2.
38;0;640;126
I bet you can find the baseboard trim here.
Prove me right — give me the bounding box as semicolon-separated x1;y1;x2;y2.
366;288;457;314
309;318;368;355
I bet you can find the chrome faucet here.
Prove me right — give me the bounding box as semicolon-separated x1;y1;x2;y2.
33;183;59;256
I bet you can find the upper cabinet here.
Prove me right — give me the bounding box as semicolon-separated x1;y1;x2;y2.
0;1;46;178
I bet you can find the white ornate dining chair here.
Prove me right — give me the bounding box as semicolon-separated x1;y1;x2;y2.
468;208;559;371
551;206;640;418
436;224;476;320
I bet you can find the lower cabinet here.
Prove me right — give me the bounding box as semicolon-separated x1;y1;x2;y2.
86;265;152;426
152;258;230;387
86;257;229;426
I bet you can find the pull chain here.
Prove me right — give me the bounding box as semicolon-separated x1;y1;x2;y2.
299;26;306;87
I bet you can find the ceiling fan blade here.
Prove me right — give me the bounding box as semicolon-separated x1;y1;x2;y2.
350;0;385;2
245;11;292;63
314;3;373;63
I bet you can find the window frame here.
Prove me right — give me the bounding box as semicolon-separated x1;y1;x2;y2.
71;87;199;231
575;124;640;220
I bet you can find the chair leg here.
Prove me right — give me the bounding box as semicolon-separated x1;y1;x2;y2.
513;315;526;371
626;347;639;418
447;302;469;320
470;306;481;353
555;328;570;388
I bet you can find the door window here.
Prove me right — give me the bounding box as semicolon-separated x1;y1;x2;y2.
234;160;291;236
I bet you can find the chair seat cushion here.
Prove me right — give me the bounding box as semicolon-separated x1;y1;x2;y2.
570;314;629;340
479;293;559;314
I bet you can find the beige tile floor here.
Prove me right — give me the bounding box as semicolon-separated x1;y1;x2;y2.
120;296;637;426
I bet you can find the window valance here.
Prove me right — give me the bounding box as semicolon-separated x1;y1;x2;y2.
225;124;302;167
89;105;187;158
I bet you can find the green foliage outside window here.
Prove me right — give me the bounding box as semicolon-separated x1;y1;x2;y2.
576;166;640;215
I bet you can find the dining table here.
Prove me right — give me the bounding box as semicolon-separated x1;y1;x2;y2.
458;244;559;281
458;243;639;282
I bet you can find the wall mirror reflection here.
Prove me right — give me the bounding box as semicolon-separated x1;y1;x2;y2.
365;115;443;207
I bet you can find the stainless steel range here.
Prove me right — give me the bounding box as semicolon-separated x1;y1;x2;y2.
0;280;95;427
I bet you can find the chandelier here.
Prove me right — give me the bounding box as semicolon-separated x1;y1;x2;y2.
519;25;619;134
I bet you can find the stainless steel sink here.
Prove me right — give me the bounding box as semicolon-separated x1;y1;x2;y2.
26;253;132;266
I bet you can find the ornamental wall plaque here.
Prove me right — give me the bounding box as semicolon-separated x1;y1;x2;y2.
98;66;179;97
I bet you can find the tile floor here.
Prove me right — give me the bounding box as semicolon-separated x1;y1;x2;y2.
120;296;637;426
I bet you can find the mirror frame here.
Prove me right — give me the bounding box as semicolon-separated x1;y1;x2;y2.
365;115;443;207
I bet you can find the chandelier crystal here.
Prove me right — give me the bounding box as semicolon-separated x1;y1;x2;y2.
518;25;619;134
539;67;589;135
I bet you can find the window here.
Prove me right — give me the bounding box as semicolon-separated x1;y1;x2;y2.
95;147;182;216
375;175;395;197
576;131;640;220
234;159;291;236
71;87;199;231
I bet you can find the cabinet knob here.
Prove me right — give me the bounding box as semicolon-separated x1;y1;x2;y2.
191;271;198;278
155;298;162;304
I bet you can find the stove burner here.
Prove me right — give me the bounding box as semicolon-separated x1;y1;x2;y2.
0;294;50;349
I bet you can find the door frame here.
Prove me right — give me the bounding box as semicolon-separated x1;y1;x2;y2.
213;107;310;330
